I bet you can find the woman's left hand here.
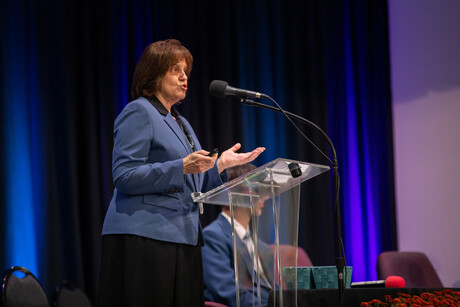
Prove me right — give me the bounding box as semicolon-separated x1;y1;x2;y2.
217;143;265;173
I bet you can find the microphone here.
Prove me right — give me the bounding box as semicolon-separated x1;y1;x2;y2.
288;162;302;178
209;80;269;99
351;276;406;288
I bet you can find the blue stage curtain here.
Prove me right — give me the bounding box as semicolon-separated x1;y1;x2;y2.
232;0;397;282
326;0;397;281
0;0;396;300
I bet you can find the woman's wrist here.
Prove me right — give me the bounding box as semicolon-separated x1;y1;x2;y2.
217;158;226;174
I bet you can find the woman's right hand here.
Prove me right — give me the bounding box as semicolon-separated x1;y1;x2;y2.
183;150;218;174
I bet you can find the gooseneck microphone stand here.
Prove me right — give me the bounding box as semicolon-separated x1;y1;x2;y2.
241;97;347;306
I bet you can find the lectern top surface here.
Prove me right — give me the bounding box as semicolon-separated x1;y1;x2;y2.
192;158;329;206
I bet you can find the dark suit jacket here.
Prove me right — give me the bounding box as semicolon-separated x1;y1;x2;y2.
202;214;275;307
102;97;224;245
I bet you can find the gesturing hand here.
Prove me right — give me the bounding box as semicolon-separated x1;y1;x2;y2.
217;143;265;173
183;150;218;174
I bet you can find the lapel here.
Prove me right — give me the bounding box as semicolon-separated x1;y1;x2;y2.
258;241;275;285
163;113;192;154
220;215;275;286
219;215;258;282
236;236;254;278
163;113;199;191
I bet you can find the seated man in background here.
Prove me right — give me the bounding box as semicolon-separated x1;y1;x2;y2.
202;163;274;307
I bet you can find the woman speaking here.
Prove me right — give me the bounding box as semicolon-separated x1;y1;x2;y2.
98;39;265;307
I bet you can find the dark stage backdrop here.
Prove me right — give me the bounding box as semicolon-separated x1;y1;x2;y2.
0;0;396;302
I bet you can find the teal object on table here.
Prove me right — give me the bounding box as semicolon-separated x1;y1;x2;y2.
283;266;353;289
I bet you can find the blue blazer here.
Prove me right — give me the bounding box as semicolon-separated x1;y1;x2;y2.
102;97;224;245
202;214;274;307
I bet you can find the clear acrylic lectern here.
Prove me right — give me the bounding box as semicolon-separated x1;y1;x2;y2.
192;158;329;307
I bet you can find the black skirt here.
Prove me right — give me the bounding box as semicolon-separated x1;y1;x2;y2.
98;234;204;307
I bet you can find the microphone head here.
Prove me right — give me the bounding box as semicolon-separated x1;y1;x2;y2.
288;162;302;178
385;275;405;288
209;80;228;98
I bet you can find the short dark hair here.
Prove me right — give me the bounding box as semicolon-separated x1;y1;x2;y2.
130;39;193;100
226;163;257;181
